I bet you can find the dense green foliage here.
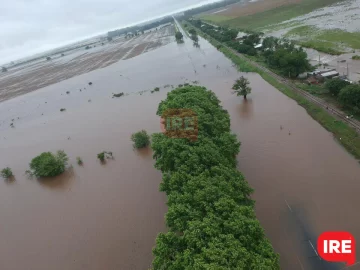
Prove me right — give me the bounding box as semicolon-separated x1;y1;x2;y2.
325;78;351;96
131;130;150;149
232;76;252;99
1;167;13;179
151;85;279;269
29;151;68;178
339;85;360;113
352;55;360;60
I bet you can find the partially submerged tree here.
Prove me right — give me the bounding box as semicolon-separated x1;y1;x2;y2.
46;56;51;61
28;150;68;178
1;167;13;179
131;130;150;149
232;76;252;99
175;32;184;43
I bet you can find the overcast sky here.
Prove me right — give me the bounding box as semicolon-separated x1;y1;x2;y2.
0;0;220;65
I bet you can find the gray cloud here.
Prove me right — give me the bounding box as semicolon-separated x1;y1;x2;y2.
0;0;219;65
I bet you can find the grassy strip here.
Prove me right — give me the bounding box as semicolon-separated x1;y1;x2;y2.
284;25;360;54
189;23;360;160
299;40;344;55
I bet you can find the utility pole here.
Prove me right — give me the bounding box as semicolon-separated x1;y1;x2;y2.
319;55;321;66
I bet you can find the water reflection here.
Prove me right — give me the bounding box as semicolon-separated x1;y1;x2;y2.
37;166;75;190
238;98;254;119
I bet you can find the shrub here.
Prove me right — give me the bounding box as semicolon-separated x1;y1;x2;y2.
131;130;150;149
76;157;83;165
60;108;66;112
113;92;124;98
28;150;68;178
352;55;360;60
1;167;13;179
97;151;113;162
154;87;160;92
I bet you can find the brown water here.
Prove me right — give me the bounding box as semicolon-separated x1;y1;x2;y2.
1;29;360;270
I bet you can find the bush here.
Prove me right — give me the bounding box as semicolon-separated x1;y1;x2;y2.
1;167;13;179
352;55;360;60
325;78;350;96
76;157;83;165
97;151;113;162
29;151;68;178
113;92;124;98
131;130;150;149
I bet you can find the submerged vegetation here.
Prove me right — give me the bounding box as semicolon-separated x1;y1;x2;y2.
131;130;150;149
151;85;279;269
28;150;68;178
113;92;124;98
76;157;83;166
97;151;113;162
1;167;13;179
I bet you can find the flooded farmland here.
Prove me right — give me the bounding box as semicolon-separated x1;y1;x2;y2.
1;25;360;270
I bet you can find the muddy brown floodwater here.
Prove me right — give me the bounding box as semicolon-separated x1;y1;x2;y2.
1;25;360;270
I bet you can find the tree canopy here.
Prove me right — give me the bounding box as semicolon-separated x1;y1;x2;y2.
151;85;279;269
338;84;360;112
325;78;351;96
232;76;252;99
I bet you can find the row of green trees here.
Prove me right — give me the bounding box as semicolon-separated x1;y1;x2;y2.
191;20;311;78
326;79;360;113
151;85;279;269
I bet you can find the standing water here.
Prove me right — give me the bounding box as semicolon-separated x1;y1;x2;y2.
0;27;360;270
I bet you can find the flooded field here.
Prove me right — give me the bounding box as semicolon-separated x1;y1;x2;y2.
0;25;174;103
1;24;360;270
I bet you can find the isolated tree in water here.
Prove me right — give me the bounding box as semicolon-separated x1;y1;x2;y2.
175;31;183;43
232;76;252;99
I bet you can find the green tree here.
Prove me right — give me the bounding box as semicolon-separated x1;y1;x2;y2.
131;130;150;149
338;84;360;112
29;151;68;178
325;78;350;96
151;85;279;269
232;76;252;99
175;31;183;43
1;167;13;179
